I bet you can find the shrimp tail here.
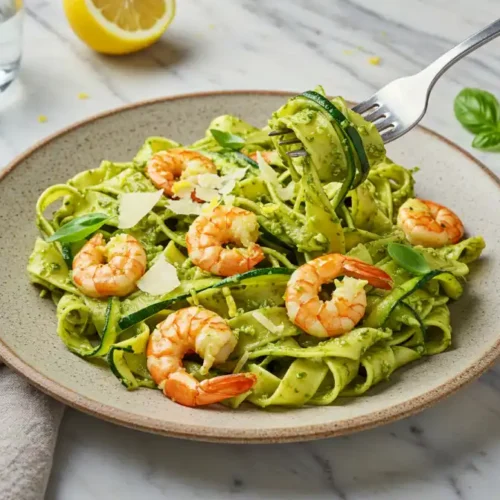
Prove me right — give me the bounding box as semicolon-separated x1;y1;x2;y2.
343;257;393;290
163;371;257;407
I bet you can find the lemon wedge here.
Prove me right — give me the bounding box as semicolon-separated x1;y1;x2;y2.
63;0;176;55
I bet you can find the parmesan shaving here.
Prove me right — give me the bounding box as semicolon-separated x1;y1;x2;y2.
224;167;248;181
173;170;246;203
233;350;250;374
118;189;163;229
252;311;284;334
256;152;295;201
223;195;236;207
218;179;236;195
137;254;181;296
166;169;248;213
197;173;223;189
195;186;220;202
166;198;203;215
278;180;296;201
256;151;279;184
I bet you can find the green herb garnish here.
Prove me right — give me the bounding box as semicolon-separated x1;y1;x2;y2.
387;243;431;275
210;129;246;151
47;213;110;243
472;129;500;150
454;88;500;151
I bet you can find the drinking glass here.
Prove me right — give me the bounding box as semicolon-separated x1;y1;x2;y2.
0;0;22;92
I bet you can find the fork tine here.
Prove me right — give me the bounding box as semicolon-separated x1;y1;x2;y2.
351;94;379;115
380;122;409;144
278;138;302;145
287;149;308;157
374;115;395;133
268;128;292;136
379;127;399;144
361;106;386;124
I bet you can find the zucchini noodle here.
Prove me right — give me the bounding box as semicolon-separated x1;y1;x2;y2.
27;86;485;408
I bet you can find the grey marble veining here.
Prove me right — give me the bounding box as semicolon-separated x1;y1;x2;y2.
1;1;500;499
45;374;500;500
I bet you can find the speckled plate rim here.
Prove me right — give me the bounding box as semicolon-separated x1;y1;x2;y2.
1;90;500;444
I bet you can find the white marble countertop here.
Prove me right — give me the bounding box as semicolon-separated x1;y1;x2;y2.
2;1;500;499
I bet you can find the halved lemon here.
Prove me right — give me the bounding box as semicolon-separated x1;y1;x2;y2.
63;0;176;55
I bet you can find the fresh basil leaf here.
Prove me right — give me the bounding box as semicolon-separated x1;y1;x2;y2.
210;129;246;151
454;88;500;134
47;213;110;243
471;129;500;151
387;243;431;275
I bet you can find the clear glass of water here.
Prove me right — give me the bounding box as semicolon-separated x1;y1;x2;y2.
0;0;22;92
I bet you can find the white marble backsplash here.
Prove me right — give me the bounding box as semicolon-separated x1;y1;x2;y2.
2;1;500;499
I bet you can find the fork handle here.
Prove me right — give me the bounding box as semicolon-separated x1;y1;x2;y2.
421;18;500;87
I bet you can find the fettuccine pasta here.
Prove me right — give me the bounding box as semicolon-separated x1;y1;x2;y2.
28;87;485;408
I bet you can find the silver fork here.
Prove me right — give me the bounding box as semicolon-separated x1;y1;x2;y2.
272;18;500;152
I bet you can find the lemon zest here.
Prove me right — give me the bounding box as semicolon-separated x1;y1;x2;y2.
202;198;220;214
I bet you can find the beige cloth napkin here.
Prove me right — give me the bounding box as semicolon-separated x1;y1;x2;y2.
0;363;64;500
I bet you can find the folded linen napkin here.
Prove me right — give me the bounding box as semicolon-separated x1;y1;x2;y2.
0;363;64;500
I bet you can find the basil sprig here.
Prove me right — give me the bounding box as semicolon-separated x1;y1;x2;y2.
47;213;110;243
387;243;431;275
210;129;246;151
454;88;500;151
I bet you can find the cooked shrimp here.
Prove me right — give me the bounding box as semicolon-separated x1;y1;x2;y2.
72;233;146;298
146;148;216;198
186;205;264;277
147;307;257;407
397;198;464;248
285;254;393;337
